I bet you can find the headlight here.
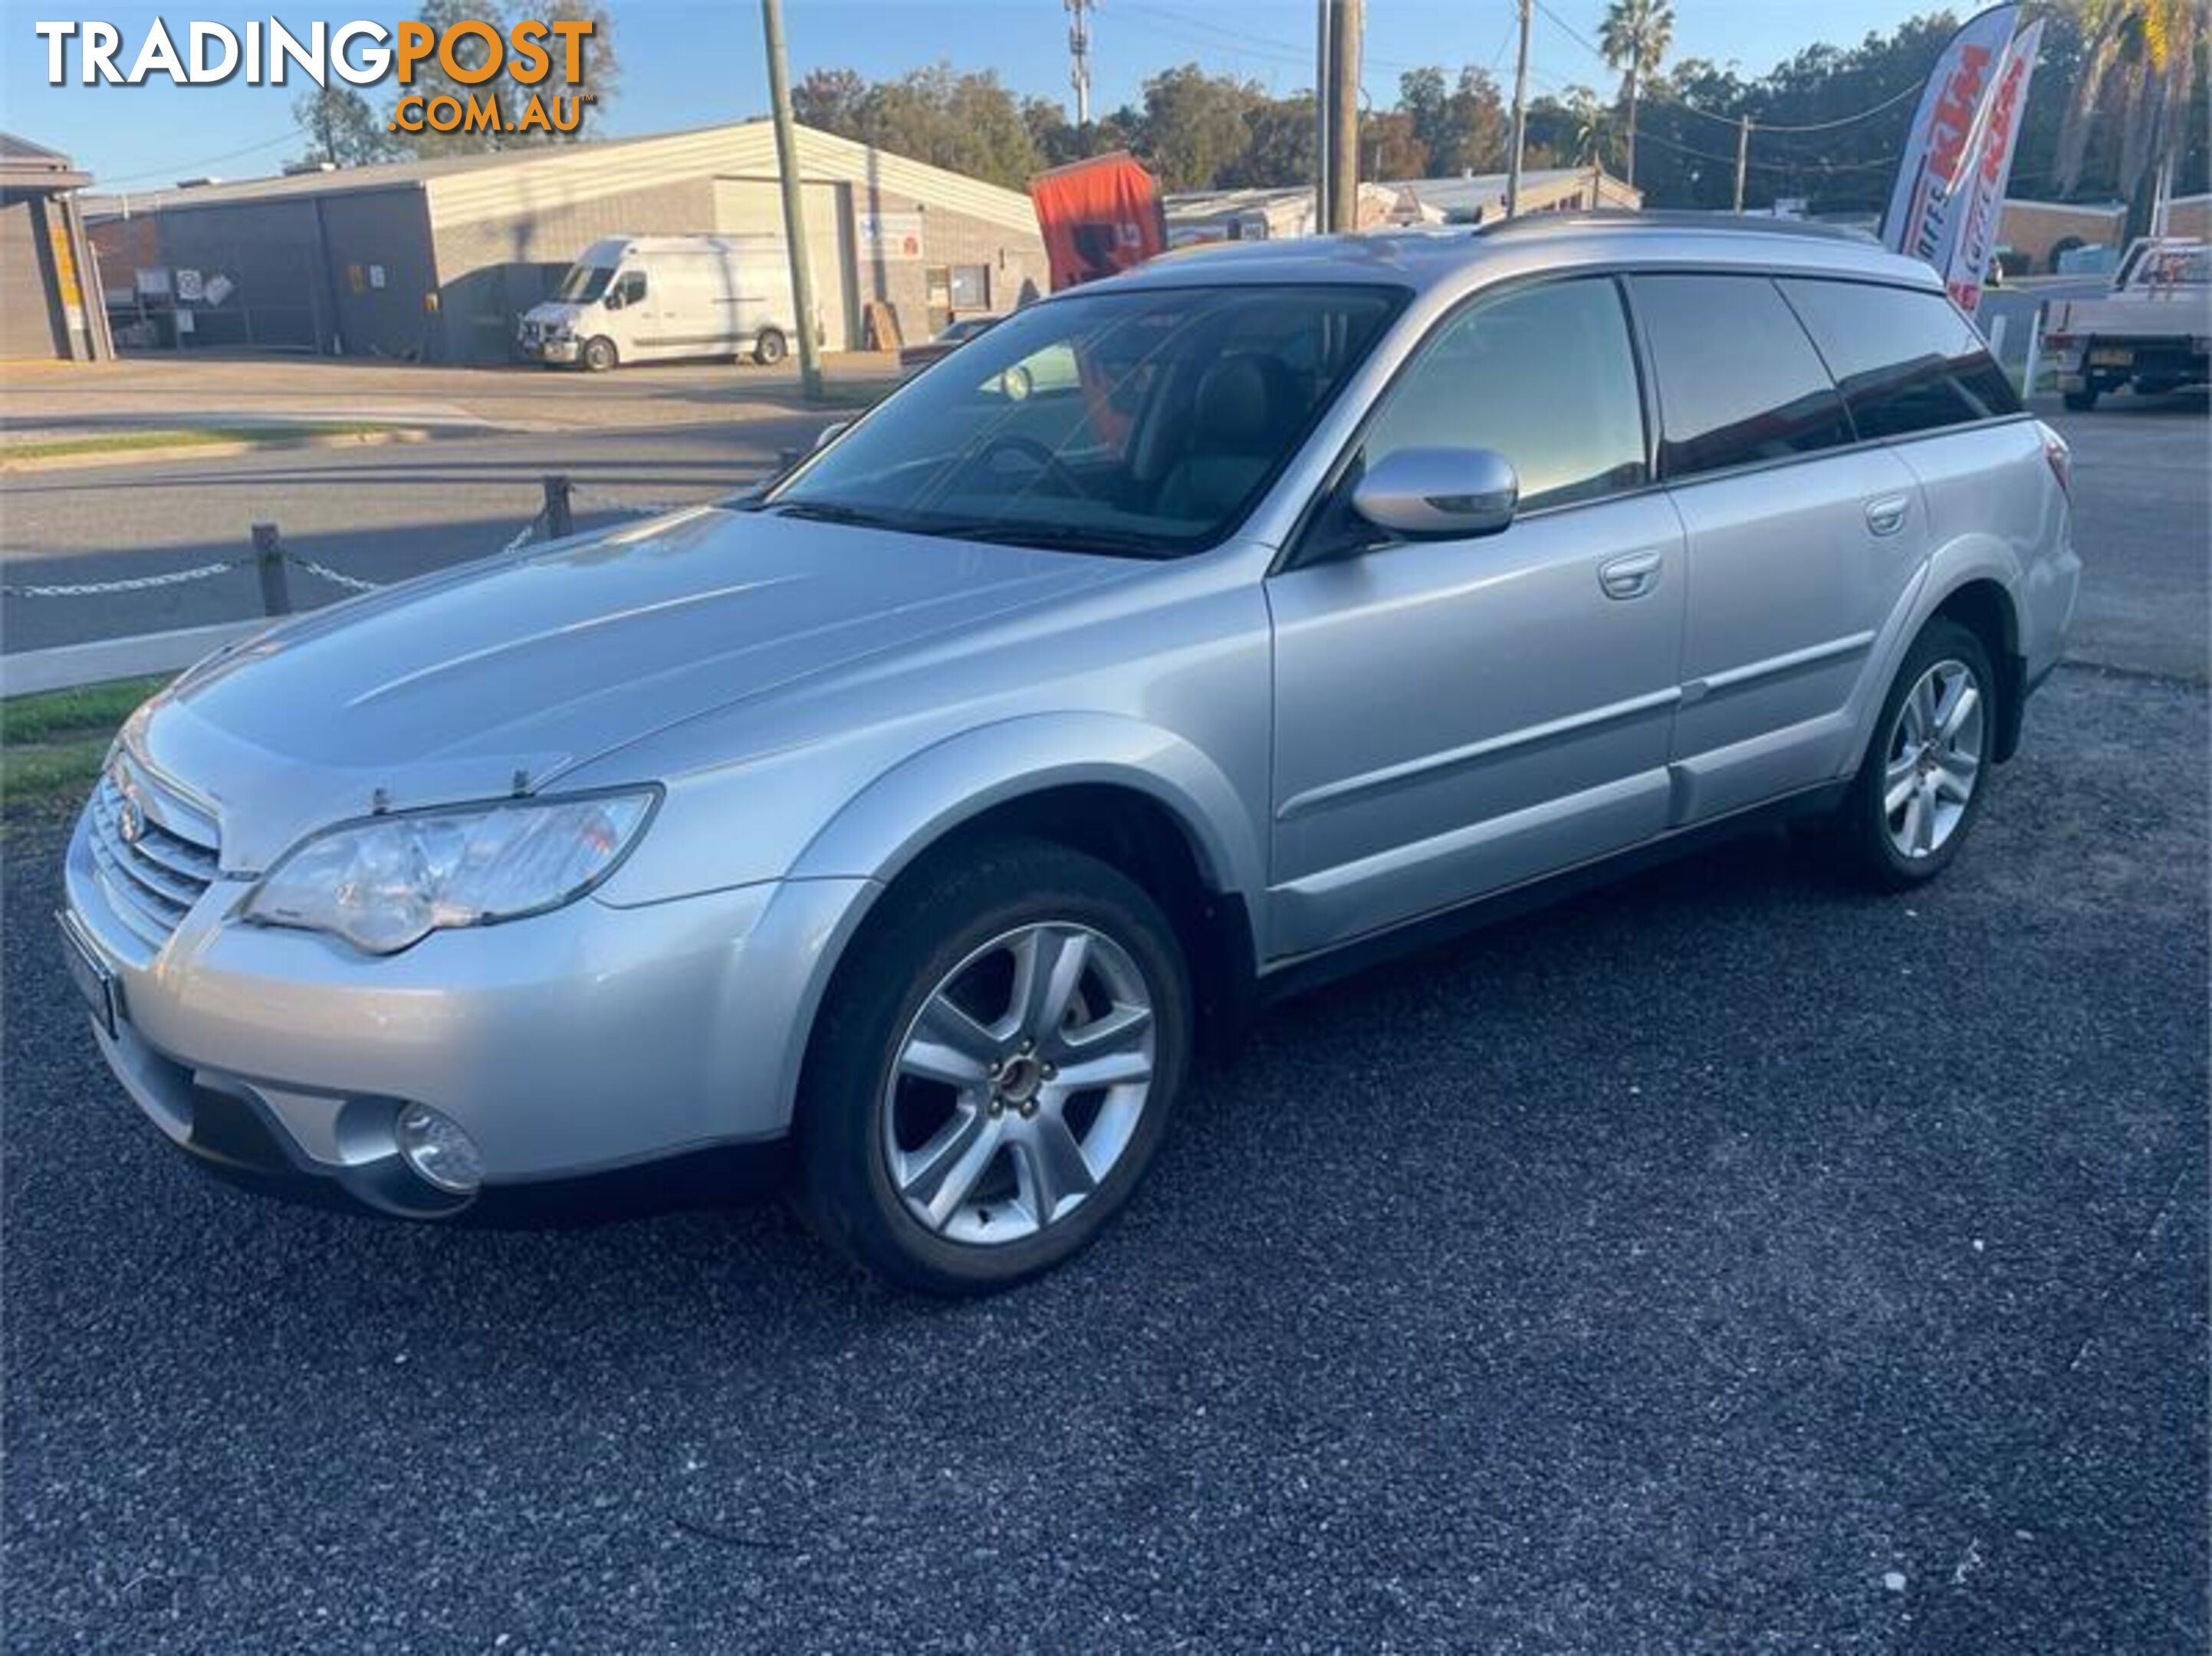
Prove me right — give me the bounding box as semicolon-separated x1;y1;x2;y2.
244;790;656;955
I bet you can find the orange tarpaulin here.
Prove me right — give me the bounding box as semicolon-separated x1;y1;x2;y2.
1027;153;1168;293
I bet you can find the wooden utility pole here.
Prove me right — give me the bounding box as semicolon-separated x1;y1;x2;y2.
1316;0;1362;233
1733;114;1750;212
1314;0;1333;229
761;0;823;400
1506;0;1532;218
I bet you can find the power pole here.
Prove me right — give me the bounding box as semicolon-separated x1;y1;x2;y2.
1323;0;1362;232
1505;0;1532;218
761;0;823;400
1066;0;1093;128
1733;114;1750;212
1314;0;1333;230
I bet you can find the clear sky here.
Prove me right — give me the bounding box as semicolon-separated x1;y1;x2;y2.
2;0;1949;189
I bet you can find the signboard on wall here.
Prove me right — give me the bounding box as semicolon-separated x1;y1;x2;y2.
857;212;925;261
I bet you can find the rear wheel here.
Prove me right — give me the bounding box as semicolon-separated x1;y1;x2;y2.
796;839;1191;1295
2062;385;2099;411
1831;619;1995;890
753;327;787;366
581;336;617;373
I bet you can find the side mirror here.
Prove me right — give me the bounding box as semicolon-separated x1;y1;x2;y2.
812;420;850;452
1351;446;1519;539
603;289;624;311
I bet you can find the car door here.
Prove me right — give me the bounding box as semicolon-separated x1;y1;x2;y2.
1629;272;1931;823
1265;275;1686;961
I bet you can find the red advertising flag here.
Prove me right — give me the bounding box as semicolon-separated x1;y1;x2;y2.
1027;152;1168;293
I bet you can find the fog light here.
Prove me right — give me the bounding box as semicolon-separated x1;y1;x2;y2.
394;1104;483;1195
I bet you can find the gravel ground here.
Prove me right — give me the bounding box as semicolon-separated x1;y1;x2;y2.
4;662;2204;1654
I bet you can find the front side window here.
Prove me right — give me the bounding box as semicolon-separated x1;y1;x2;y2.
1631;274;1854;480
766;283;1402;556
612;271;647;307
1359;277;1648;513
1780;278;2020;439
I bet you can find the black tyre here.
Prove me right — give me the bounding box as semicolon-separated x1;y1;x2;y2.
581;336;617;373
753;327;787;366
796;838;1191;1296
2061;386;2099;411
1832;619;1997;891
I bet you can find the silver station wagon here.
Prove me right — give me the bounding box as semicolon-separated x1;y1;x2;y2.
63;214;2079;1293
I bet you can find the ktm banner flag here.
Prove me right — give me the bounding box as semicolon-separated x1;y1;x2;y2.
1881;5;2044;317
1028;153;1168;292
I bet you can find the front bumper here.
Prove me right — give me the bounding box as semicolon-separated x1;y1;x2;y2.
63;804;870;1218
518;333;580;363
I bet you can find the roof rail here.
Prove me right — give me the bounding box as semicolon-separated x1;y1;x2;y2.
1472;209;1881;246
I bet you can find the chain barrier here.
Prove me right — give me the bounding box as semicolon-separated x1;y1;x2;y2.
281;553;385;594
1;477;707;606
1;559;249;598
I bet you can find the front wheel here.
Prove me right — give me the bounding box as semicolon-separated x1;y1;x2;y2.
1832;619;1996;890
796;840;1191;1295
753;327;787;366
580;336;617;373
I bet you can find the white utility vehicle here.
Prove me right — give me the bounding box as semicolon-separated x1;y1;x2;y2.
2043;238;2210;410
518;235;809;371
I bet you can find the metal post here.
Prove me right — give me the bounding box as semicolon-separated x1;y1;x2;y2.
1324;0;1362;234
1734;116;1751;212
2020;302;2045;399
1506;0;1532;219
761;0;825;402
542;473;574;540
251;523;292;616
1315;0;1333;232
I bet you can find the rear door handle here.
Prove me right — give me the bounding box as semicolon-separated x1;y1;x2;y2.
1865;494;1911;537
1599;550;1663;600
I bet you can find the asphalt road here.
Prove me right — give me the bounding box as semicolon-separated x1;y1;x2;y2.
1;415;832;652
5;661;2204;1653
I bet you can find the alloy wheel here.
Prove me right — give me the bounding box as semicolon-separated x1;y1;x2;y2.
882;922;1156;1246
1882;658;1985;859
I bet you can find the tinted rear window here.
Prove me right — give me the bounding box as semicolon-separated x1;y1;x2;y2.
1630;274;1854;481
1778;278;2020;439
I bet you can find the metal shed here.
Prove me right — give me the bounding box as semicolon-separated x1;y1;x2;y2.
85;121;1050;364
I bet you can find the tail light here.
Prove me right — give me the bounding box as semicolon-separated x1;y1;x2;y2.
2039;422;2072;498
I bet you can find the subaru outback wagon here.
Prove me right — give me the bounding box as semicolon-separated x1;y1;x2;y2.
63;215;2079;1293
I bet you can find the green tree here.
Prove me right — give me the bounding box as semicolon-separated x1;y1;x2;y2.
1599;0;1675;187
2056;0;2207;209
294;85;398;168
1132;64;1265;189
793;65;1039;189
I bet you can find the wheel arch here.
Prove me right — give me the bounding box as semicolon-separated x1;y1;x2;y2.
770;715;1269;1128
1928;575;2027;762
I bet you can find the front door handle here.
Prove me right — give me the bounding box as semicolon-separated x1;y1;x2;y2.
1599;550;1663;600
1865;494;1911;537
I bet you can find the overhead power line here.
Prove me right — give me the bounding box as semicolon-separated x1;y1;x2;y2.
96;128;301;187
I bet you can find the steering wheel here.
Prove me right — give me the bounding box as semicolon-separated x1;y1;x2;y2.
968;433;1088;499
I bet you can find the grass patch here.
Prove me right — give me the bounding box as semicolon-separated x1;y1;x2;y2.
1;674;169;811
2;423;393;462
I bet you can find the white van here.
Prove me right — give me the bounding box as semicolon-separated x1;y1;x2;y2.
518;235;810;371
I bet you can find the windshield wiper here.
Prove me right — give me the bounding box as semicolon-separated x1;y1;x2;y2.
767;500;909;530
914;521;1173;558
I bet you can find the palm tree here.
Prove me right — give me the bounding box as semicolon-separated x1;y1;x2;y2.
1599;0;1675;189
2056;0;2207;212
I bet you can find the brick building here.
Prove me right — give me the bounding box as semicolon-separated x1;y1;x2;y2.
84;120;1049;364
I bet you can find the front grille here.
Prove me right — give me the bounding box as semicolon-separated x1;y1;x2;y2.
87;763;220;947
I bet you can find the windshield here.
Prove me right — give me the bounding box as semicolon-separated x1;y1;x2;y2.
767;283;1402;556
554;262;616;304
